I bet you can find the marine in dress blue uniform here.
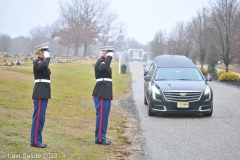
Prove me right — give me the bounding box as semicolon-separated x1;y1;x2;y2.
92;46;115;145
30;42;51;148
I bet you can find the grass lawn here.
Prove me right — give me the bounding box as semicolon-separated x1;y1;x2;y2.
0;57;131;159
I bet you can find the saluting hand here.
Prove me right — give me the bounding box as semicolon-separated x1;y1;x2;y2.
44;51;50;58
106;52;114;57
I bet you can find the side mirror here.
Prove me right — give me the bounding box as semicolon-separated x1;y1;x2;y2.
206;76;212;81
144;75;151;81
208;76;212;81
205;73;212;81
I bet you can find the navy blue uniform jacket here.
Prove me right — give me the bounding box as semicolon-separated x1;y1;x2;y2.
32;57;51;99
92;56;113;100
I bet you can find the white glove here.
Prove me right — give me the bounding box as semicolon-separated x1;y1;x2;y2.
106;52;114;57
44;51;50;58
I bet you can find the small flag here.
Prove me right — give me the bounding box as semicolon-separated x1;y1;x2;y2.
207;73;211;81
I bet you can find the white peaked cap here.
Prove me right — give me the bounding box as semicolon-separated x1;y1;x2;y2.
100;46;115;51
34;42;50;51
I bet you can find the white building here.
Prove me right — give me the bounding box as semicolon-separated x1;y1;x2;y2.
128;49;145;62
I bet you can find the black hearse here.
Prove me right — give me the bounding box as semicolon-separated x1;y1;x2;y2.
144;55;213;116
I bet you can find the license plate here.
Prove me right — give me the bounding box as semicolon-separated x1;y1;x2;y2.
177;102;189;108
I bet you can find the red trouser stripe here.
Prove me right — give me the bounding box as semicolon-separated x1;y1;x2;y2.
98;99;103;142
34;99;41;145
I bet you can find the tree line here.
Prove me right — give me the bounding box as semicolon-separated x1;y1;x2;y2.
0;0;149;58
150;0;240;72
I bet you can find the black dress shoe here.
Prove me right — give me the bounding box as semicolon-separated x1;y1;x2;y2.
31;143;47;148
42;143;47;147
95;140;111;145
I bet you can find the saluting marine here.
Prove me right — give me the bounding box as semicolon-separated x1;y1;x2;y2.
92;46;115;145
30;42;51;148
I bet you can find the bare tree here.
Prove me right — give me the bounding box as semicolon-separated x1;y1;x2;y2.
125;38;143;49
98;12;124;46
10;36;31;54
167;37;176;55
29;26;53;48
191;7;209;69
52;19;74;55
182;22;193;58
210;0;240;71
167;22;185;55
0;33;11;52
115;35;125;51
29;26;53;39
151;30;166;58
29;26;64;56
53;0;109;57
236;27;240;63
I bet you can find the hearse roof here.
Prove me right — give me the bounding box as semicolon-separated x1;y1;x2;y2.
153;55;196;68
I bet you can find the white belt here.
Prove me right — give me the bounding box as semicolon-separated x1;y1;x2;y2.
96;78;112;82
35;79;50;83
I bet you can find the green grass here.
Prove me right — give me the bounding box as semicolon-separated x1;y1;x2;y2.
0;58;131;160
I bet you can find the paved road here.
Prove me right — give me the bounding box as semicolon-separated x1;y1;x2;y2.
129;62;240;160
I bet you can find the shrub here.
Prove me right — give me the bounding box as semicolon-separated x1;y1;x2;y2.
199;67;208;75
218;72;240;82
206;49;218;77
208;65;217;77
217;70;225;77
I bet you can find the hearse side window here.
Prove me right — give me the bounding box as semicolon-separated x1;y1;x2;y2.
148;65;155;77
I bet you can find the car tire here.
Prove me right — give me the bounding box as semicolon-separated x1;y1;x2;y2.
144;95;148;105
203;107;213;117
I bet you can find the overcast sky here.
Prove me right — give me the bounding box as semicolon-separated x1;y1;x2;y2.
0;0;211;44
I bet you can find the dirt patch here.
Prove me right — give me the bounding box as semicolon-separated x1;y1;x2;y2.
107;96;144;160
109;77;144;159
0;67;33;81
119;97;144;159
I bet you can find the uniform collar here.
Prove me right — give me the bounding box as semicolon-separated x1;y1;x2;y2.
101;56;106;60
38;56;44;61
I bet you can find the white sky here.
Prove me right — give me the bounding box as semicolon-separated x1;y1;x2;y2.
0;0;211;44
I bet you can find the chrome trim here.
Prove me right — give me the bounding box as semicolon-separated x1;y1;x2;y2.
152;106;167;112
162;90;203;102
199;105;211;111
